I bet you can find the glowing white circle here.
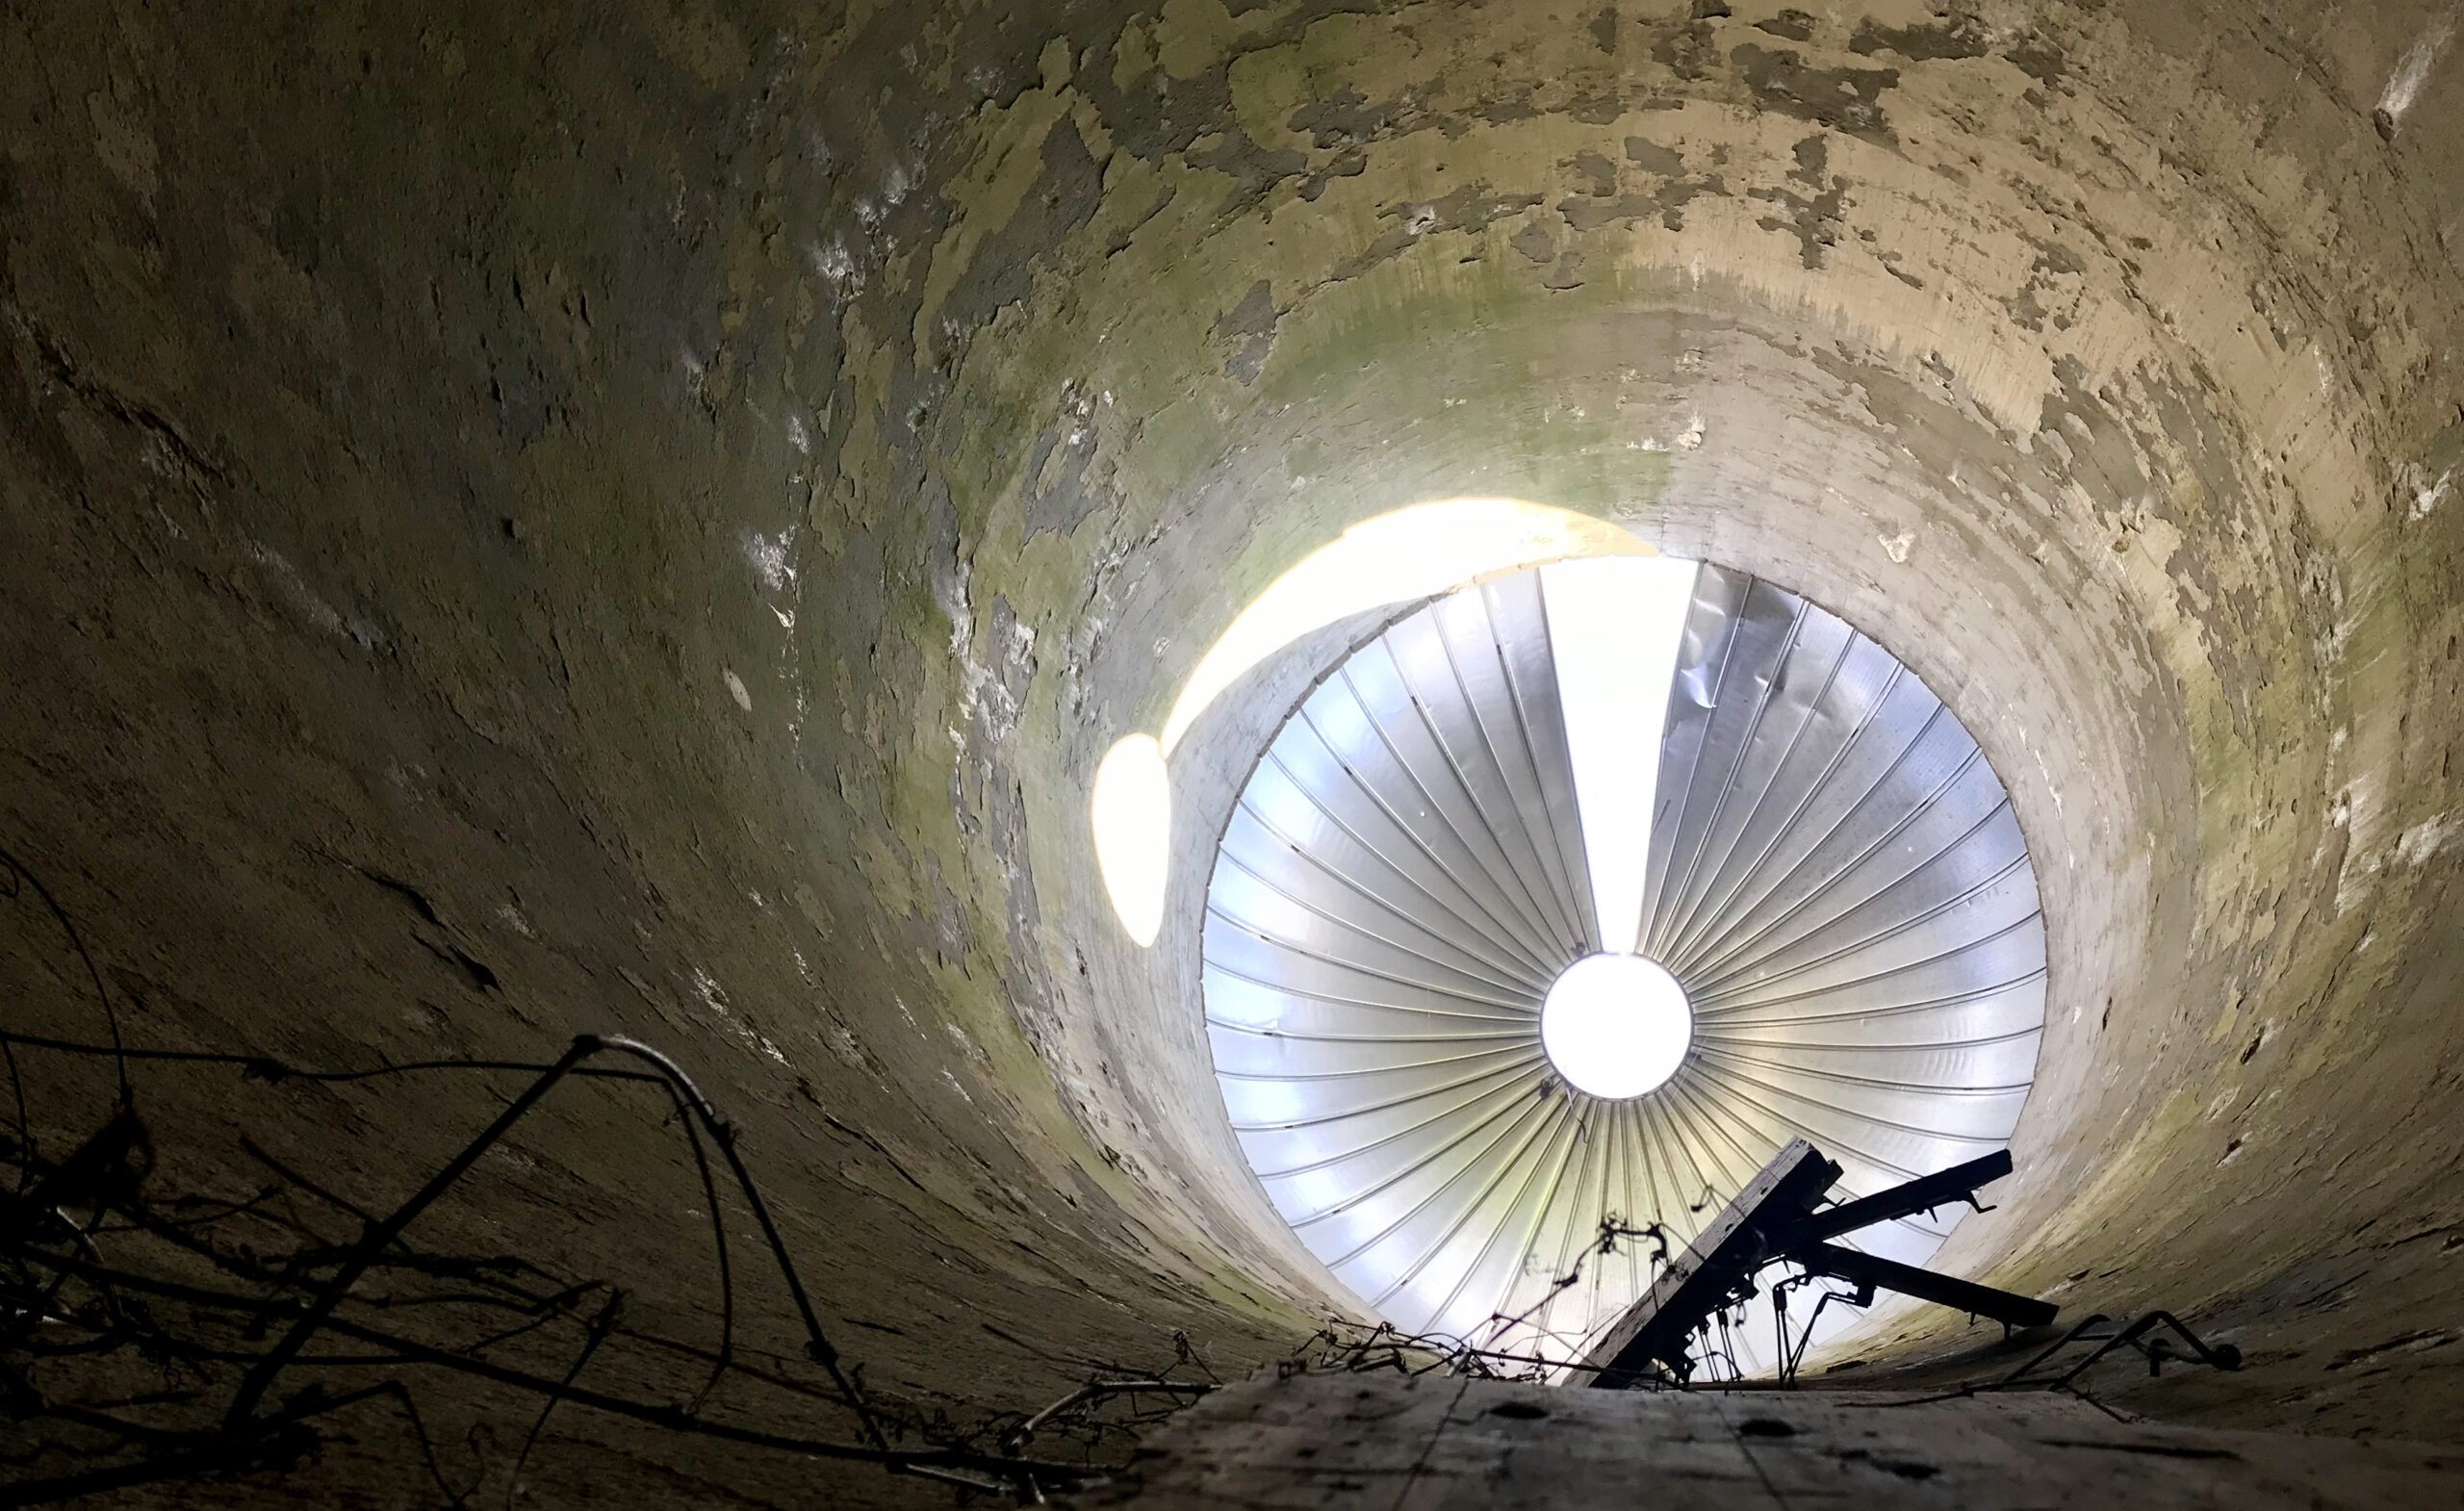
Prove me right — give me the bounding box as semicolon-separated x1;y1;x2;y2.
1539;953;1693;1099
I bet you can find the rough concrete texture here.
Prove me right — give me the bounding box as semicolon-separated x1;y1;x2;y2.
5;0;2464;1502
1071;1371;2464;1508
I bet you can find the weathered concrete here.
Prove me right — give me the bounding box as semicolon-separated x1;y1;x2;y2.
5;0;2464;1502
1071;1371;2464;1509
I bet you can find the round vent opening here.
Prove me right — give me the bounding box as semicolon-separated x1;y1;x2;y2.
1200;555;2045;1372
1539;953;1693;1100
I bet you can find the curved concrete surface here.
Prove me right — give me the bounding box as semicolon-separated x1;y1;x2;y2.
4;0;2462;1502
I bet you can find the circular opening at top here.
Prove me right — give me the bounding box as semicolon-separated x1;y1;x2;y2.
1539;953;1694;1099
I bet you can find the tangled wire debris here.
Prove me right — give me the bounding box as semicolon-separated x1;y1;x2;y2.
0;846;1220;1506
0;841;2250;1503
1868;1310;2246;1421
1281;1216;1678;1386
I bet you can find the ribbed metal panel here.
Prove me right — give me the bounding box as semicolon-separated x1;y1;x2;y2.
1202;562;2045;1367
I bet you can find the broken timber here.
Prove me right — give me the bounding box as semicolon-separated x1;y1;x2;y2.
1581;1140;2055;1388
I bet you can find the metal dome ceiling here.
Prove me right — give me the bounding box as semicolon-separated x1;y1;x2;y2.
1200;559;2046;1370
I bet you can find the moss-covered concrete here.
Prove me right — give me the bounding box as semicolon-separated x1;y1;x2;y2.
5;0;2463;1500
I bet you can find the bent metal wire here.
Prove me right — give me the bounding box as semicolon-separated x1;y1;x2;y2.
1200;562;2045;1366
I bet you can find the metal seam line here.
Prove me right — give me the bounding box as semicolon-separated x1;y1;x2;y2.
1203;559;2045;1369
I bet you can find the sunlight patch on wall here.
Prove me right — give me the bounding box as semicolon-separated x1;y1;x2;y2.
1091;734;1171;948
1157;499;1653;755
1094;499;1655;947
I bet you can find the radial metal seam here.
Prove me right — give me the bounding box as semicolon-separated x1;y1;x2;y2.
1201;562;2047;1363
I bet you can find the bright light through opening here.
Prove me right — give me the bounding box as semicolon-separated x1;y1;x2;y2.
1541;555;1701;955
1156;499;1653;756
1539;953;1693;1099
1092;735;1171;948
1097;499;1659;949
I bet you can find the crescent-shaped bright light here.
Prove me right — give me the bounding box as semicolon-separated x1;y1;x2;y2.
1156;499;1653;756
1096;498;1654;947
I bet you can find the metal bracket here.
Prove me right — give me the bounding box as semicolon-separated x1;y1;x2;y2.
1581;1140;2051;1388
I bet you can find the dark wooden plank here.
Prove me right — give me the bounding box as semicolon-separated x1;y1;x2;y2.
1580;1139;1840;1387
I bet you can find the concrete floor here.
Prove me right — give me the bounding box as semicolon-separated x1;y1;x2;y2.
1075;1372;2464;1509
5;0;2464;1503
